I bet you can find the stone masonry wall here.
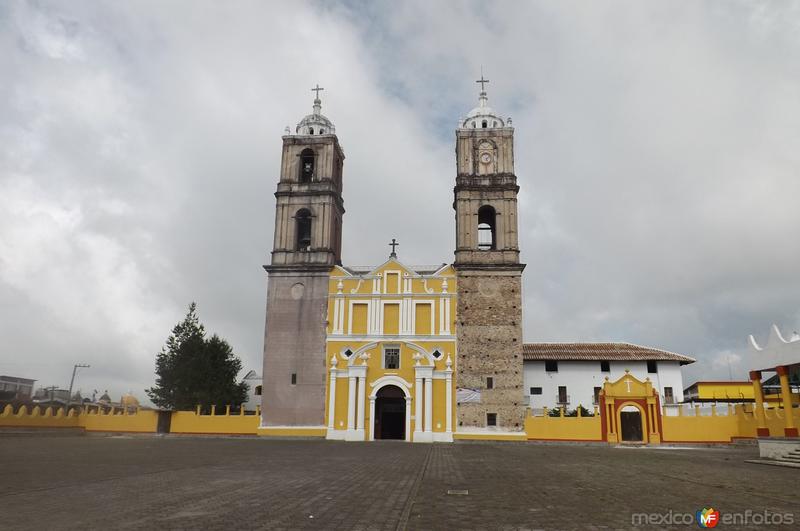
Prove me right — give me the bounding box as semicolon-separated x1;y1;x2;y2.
456;271;526;430
261;272;329;426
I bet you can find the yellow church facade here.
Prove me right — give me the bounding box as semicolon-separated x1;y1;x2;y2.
324;259;457;442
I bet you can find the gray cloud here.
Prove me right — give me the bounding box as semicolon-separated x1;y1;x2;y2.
1;0;798;400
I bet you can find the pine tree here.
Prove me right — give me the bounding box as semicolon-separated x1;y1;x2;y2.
146;303;248;411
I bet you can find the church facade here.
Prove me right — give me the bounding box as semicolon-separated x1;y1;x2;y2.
259;80;528;441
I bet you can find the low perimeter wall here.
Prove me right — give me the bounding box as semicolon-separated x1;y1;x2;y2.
524;408;602;442
523;404;800;444
0;405;157;433
3;403;798;443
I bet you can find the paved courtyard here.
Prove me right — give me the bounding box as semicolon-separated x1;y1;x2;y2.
0;435;797;530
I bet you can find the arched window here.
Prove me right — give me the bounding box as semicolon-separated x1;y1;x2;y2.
309;127;314;135
472;121;476;128
319;128;325;134
299;148;314;183
477;205;496;250
481;120;488;128
255;385;262;396
296;209;312;251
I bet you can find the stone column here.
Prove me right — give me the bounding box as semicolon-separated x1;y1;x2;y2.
445;356;453;435
347;375;356;431
405;397;412;442
357;375;366;436
776;366;797;437
750;370;769;437
424;376;433;434
414;374;423;440
327;361;337;431
369;397;376;441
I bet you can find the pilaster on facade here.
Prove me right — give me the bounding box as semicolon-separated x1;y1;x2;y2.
344;364;367;441
413;363;435;443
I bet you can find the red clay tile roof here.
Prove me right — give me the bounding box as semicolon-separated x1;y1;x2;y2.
522;342;695;365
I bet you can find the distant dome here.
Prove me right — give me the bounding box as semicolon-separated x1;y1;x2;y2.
120;394;140;408
462;90;506;129
295;96;336;136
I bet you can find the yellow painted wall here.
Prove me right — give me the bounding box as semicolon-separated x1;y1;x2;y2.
326;340;456;439
415;303;432;335
693;382;754;401
384;304;399;335
258;426;326;437
524;413;602;441
170;411;259;435
351;303;368;335
660;405;800;443
0;405;80;428
385;272;399;294
82;409;158;433
325;260;457;441
328;261;456;338
0;405;157;433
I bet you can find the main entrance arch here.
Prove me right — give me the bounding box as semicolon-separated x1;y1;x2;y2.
368;375;413;442
619;405;644;442
374;385;405;440
599;371;662;444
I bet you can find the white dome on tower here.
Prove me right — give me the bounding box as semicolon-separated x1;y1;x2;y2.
460;73;508;129
295;85;336;136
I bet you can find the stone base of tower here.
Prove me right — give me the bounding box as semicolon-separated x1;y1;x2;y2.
455;268;527;431
261;269;330;427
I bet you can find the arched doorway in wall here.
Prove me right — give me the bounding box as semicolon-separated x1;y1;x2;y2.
620;405;644;442
374;385;405;440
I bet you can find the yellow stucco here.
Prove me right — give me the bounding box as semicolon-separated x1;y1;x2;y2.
524;412;602;441
0;404;158;433
687;381;755;401
325;259;457;442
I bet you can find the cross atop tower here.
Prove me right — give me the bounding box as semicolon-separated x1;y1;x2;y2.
476;71;489;92
311;84;324;100
389;238;399;258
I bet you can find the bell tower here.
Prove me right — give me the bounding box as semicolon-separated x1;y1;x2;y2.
453;75;526;431
261;86;345;427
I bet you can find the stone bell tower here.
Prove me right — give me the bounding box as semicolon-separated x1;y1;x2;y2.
453;75;526;431
261;85;344;427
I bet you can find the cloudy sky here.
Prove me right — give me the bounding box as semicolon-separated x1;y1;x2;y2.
2;1;799;401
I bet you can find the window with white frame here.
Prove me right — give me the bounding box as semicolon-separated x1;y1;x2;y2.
384;347;400;369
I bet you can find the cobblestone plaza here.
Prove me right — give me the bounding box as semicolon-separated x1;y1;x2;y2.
1;435;798;530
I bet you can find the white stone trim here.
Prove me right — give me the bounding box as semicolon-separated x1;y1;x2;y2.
381;343;402;370
346;375;356;431
368;375;414;396
439;297;451;335
327;334;454;341
424;374;433;434
368;375;414;443
432;432;453;442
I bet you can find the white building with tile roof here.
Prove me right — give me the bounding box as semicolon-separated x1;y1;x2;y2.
522;343;695;413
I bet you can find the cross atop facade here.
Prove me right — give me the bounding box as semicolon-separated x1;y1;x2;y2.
476;72;489;92
389;238;399;258
311;84;324;99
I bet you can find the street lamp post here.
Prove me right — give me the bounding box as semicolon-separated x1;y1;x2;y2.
65;364;90;414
